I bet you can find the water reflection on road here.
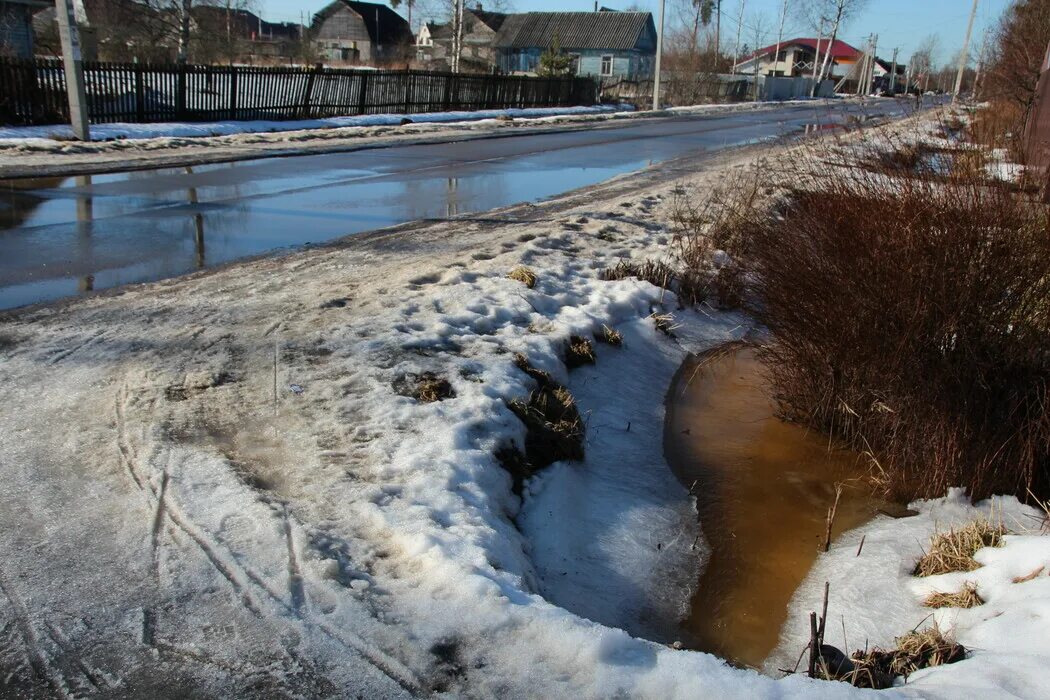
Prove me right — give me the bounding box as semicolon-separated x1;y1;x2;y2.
0;100;914;309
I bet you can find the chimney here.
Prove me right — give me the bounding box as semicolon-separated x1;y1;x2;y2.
594;1;598;10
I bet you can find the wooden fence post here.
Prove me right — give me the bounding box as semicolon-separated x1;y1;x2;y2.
228;64;238;120
300;62;321;119
357;71;370;115
175;63;187;121
134;63;145;122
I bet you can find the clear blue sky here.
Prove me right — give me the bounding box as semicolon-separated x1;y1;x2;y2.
257;0;1011;66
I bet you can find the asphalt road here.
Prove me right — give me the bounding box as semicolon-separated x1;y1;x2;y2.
0;99;916;310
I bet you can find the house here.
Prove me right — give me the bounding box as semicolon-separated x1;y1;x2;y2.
1;0;48;57
312;0;412;65
493;11;656;79
734;37;864;79
416;6;506;72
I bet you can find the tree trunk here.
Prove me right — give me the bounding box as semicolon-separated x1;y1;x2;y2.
178;0;192;63
812;5;844;97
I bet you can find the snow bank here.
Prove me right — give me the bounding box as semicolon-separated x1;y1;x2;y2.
0;105;630;143
767;489;1050;698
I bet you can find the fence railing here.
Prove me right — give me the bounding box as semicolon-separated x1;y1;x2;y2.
0;58;599;126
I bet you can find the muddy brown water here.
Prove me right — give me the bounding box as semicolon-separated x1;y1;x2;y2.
665;347;899;669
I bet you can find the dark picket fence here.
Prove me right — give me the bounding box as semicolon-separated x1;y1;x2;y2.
0;57;600;126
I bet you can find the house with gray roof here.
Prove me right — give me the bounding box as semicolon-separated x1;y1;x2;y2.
493;10;656;80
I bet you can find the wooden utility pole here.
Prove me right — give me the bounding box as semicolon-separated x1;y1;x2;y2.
715;0;721;62
653;0;665;110
54;0;90;141
953;0;979;101
889;46;899;93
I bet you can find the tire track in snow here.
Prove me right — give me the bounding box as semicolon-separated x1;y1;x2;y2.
114;379;423;695
0;566;72;699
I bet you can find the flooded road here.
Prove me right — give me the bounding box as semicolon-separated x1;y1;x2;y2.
0;100;912;309
665;347;894;669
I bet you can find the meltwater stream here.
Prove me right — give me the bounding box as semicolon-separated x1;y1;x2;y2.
664;347;901;669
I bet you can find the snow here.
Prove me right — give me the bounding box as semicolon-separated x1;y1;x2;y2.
767;489;1050;698
0;105;631;143
1;104;1046;697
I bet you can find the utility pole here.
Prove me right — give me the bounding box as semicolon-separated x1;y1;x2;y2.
54;0;90;141
953;0;978;101
715;0;721;63
653;0;664;110
868;33;878;94
810;18;825;88
731;0;745;75
889;46;899;94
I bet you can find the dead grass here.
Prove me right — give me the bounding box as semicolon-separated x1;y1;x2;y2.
508;265;537;288
1012;566;1045;583
675;130;1050;501
649;312;678;337
565;335;596;368
600;259;707;307
914;517;1005;577
923;582;983;609
821;627;966;689
595;324;623;346
414;373;455;403
500;354;586;491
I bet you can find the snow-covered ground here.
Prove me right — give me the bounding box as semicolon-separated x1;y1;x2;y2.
1;107;1046;698
0;105;632;143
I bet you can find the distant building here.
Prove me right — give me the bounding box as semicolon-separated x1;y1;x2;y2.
735;38;864;79
416;6;506;72
1;0;48;58
312;0;412;65
493;11;656;80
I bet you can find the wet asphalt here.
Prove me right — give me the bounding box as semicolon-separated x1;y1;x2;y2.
0;99;916;310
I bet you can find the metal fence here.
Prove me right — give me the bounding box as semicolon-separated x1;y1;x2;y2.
0;58;599;126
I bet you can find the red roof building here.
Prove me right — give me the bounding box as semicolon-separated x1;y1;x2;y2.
734;37;862;78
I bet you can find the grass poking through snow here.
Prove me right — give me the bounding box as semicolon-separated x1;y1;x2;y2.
565;335;596;368
508;265;537;288
914;516;1005;577
923;582;983;609
595;324;623;346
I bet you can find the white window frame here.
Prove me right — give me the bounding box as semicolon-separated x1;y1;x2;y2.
600;54;614;77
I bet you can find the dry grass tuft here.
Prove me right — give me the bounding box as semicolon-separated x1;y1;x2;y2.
565;335;596;368
923;582;983;609
508;265;537;288
650;312;678;337
414;373;456;403
600;259;707;307
507;385;584;467
595;324;623;346
826;627;966;689
499;354;586;491
513;352;553;386
914;517;1005;577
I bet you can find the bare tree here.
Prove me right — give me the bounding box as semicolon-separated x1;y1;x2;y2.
797;0;868;95
910;34;938;93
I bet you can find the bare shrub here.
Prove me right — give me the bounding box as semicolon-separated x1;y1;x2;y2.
718;134;1050;500
914;517;1005;576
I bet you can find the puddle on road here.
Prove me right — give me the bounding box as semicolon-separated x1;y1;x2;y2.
664;346;899;669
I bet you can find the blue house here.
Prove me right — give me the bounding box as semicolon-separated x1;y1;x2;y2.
493;11;656;80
